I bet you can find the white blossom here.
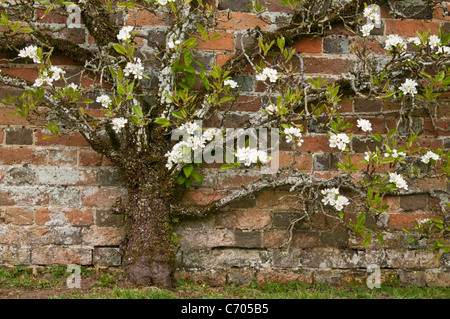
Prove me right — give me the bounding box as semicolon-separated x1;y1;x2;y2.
256;67;278;83
384;149;406;159
361;23;374;37
428;35;440;49
179;122;200;135
67;83;78;91
124;57;144;80
399;78;418;96
265;104;277;115
284;126;304;147
389;172;408;191
33;77;45;87
49;66;65;82
421;150;440;164
329;133;350;151
117;26;134;42
111;117;128;133
364;151;372;162
96;94;112;108
235;147;269;166
357;119;372;132
363;5;380;24
224;79;238;88
409;37;421;46
18;45;40;63
203;128;221;141
321;188;349;211
384;34;406;52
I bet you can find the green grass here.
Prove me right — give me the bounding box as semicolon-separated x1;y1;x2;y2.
0;266;449;299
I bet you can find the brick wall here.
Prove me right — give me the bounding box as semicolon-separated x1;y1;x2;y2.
0;0;449;287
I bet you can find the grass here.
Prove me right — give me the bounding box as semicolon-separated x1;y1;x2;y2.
0;266;449;299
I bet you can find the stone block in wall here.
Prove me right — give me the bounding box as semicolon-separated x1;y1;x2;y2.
93;247;121;267
424;269;450;287
0;244;31;265
31;247;92;265
399;270;426;287
5;128;33;145
95;209;124;227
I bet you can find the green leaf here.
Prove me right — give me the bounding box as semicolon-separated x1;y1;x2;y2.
190;170;203;184
176;176;186;185
183;164;194;178
113;44;128;55
133;105;144;118
220;163;234;169
84;99;95;104
362;236;371;247
154;117;170;126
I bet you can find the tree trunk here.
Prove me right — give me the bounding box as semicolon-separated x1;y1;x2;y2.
121;180;176;288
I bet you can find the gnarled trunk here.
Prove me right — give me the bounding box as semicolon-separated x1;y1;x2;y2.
121;180;176;288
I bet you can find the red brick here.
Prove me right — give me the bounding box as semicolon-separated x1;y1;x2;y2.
35;129;90;147
4;207;34;225
415;177;447;191
0;67;39;83
36;7;67;23
388;212;438;230
292;37;322;53
262;230;286;248
219;95;261;112
216;53;234;67
127;9;172;26
0;147;46;165
424;119;450;136
303;57;353;74
32;247;92;265
35;208;94;226
216;12;270;31
385;20;440;37
0;108;30;125
79;150;113;166
216;210;270;229
182;189;227;206
301;135;336;153
433;4;450;20
196;32;234;51
82;187;127;207
82;226;125;246
278;152;313;170
48;148;78;165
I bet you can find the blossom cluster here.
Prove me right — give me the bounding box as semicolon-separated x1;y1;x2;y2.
329;133;350;151
356;119;372;132
384;149;406;159
111;117;128;133
19;45;40;63
157;0;176;5
399;78;418;96
360;5;380;37
165;123;222;169
34;66;66;87
421;150;440;164
235;146;269;166
321;188;350;211
384;34;407;52
224;79;238;89
124;57;144;80
389;172;408;191
283;126;304;147
96;94;112;108
117;26;134;42
256;67;278;83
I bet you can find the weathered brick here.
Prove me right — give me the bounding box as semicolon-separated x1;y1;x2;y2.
5;128;33;145
323;37;350;54
303;57;353;74
234;230;262;248
351;136;382;153
313;153;340;171
37;167;97;186
388;212;436;230
6;166;36;185
218;0;251;12
95;209;124;227
48;148;78;166
0;148;46;165
399;194;428;211
4;207;34;225
293;37;322;53
81;187;127;207
177;229;235;248
385;20;440;37
93;247;122;267
0;244;31;265
215;210;270;229
35;129;89;147
216;12;270;31
82;226;125;246
31;247;92;265
36;208;94;226
196;32;234;51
